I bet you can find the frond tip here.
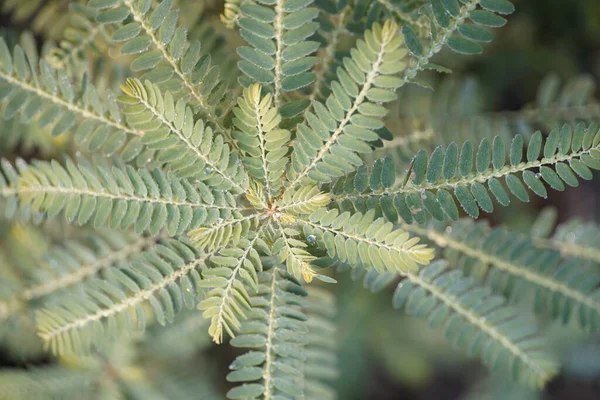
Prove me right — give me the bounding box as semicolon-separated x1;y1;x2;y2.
197;235;265;344
274;226;320;283
188;213;262;252
288;19;409;185
276;185;331;216
299;209;435;274
233;83;291;195
119;77;249;193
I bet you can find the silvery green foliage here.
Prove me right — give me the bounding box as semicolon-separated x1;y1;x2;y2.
2;0;600;397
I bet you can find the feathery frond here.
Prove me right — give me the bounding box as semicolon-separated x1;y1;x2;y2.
288;20;409;185
89;0;231;134
233;83;290;195
13;157;238;235
0;231;155;321
407;221;600;332
37;238;207;355
120;78;249;192
198;232;267;344
227;266;308;400
393;260;558;388
400;0;515;85
0;35;140;153
333;123;600;222
235;0;320;106
297;208;435;274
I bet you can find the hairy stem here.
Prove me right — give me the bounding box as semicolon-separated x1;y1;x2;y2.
273;0;285;108
262;266;279;400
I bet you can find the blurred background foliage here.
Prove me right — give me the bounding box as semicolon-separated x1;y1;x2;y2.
0;0;599;399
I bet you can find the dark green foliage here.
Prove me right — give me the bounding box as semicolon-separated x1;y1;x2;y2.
332;123;600;222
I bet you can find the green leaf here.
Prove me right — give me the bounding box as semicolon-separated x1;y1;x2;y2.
476;138;492;173
488;178;510;206
437;189;459;220
470;10;507;27
112;22;142;42
130;51;163;71
412;149;428;185
280;99;310;118
443;142;458;180
447;36;483;55
492;136;505;170
96;6;130;23
459;141;474;177
543;128;560;158
381;155;396;188
506;175;529;202
527;131;542;162
555;163;579;187
480;0;515;14
458;24;493;42
402;26;423;57
455;186;479;217
427;146;445;184
0;38;12;74
539;166;564;191
510;135;524;166
522;170;547;198
471;182;493;213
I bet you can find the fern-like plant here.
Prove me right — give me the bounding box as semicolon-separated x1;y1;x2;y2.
0;0;600;398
